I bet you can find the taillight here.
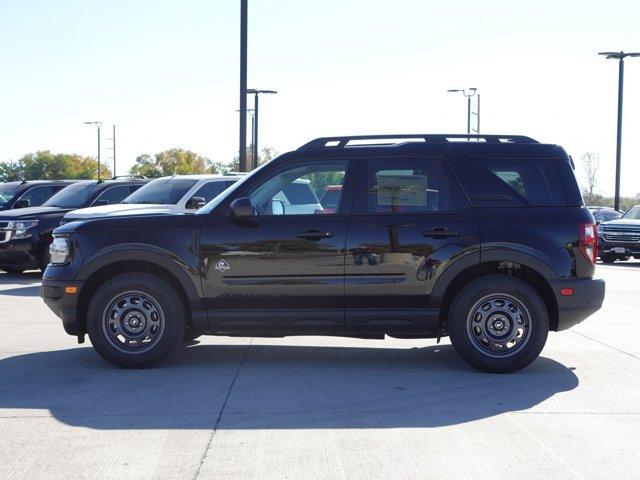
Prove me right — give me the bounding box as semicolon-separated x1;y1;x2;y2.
579;223;597;265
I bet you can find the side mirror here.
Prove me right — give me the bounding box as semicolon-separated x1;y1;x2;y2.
229;197;254;218
271;199;285;215
186;196;206;210
14;199;30;209
92;199;109;207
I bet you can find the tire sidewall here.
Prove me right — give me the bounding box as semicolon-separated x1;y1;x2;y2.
448;275;549;373
86;273;185;368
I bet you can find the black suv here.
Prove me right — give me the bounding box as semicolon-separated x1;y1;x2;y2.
41;135;605;373
0;177;148;273
0;180;76;210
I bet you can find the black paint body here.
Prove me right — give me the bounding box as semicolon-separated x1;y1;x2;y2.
42;140;605;339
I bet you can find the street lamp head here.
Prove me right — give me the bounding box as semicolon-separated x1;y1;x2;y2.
247;89;278;95
84;121;102;127
599;51;640;60
447;89;463;93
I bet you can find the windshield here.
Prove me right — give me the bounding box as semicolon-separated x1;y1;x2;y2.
0;183;19;207
622;206;640;220
123;178;197;205
196;163;269;215
43;182;96;208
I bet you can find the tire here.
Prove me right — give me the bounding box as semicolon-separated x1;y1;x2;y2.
448;275;549;373
1;267;24;274
86;272;185;368
38;246;51;272
601;254;616;264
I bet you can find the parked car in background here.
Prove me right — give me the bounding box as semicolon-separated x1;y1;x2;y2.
587;206;623;224
62;174;243;223
320;185;342;213
598;205;640;263
0;180;76;210
41;134;604;373
0;177;148;273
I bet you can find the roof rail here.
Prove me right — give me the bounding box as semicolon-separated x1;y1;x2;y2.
111;175;147;180
298;134;539;151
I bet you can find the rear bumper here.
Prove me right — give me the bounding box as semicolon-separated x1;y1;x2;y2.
41;278;84;336
550;278;605;331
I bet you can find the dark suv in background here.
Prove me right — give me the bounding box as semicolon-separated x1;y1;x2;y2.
598;205;640;263
0;180;76;210
41;134;605;373
0;177;148;273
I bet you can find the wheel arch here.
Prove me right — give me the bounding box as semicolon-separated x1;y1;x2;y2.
76;250;206;334
432;253;559;332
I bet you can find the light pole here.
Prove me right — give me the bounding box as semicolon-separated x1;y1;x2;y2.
247;89;277;170
598;51;640;211
447;88;478;134
84;121;103;180
239;0;248;172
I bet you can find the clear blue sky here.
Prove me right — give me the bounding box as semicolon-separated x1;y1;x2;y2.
1;0;639;195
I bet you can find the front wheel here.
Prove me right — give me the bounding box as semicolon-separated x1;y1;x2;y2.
600;254;616;264
448;275;549;373
86;272;185;368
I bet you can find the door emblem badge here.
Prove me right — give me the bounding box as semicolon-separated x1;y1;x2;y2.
215;259;231;272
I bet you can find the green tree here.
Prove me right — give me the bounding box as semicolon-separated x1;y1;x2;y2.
0;151;110;181
130;149;215;177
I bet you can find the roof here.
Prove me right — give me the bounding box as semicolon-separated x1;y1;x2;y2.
293;134;567;158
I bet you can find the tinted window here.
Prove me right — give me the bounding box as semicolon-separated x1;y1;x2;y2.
17;186;56;207
123;178;198;205
248;161;347;215
320;188;342;209
193;181;236;203
366;157;466;214
0;183;19;207
450;157;566;207
92;185;135;205
43;182;97;208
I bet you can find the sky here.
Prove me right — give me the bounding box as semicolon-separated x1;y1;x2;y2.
0;0;639;196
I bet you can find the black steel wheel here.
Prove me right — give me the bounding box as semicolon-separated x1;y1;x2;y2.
448;275;549;373
86;273;185;368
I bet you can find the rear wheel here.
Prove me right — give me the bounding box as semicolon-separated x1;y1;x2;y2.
448;275;549;373
86;272;185;368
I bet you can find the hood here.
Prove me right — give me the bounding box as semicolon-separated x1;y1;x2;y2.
0;206;65;220
600;218;640;228
64;203;176;220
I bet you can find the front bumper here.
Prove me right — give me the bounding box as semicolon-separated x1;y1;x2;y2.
598;239;640;258
41;278;84;336
0;237;39;270
550;278;605;331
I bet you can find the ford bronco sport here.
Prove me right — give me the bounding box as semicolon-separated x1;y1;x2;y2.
40;134;605;373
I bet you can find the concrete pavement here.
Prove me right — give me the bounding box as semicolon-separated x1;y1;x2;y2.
0;263;638;479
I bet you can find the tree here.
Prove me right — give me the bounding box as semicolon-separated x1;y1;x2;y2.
229;146;278;173
0;151;110;181
581;152;600;205
130;149;223;177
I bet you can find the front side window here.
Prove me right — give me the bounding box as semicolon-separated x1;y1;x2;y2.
92;185;135;205
248;161;347;216
0;183;19;207
366;157;465;214
123;178;198;205
17;186;56;207
43;182;96;208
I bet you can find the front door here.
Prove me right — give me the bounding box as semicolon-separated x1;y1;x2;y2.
200;157;356;329
345;155;479;330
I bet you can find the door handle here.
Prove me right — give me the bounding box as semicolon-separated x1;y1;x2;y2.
424;227;459;238
297;229;334;240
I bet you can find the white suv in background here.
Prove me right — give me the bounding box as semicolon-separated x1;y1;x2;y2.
63;174;243;222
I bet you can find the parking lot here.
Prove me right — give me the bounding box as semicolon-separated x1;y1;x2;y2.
0;263;637;480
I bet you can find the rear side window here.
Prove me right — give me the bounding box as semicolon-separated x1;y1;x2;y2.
450;157;566;206
366;157;467;214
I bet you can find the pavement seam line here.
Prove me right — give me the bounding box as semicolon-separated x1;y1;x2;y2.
192;338;253;480
571;330;640;360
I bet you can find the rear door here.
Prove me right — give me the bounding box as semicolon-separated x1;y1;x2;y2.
345;155;479;329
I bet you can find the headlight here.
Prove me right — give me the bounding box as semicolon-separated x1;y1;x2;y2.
11;220;38;239
49;236;72;265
